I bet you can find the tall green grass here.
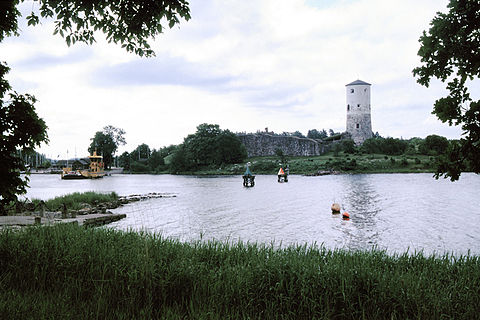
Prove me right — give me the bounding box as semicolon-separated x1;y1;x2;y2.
31;191;119;211
0;224;478;319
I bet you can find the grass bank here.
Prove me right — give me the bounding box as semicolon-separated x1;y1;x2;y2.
1;224;478;319
188;153;439;175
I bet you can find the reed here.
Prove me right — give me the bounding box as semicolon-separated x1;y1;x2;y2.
31;191;119;211
0;224;478;319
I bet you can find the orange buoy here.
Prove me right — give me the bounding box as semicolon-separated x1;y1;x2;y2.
342;212;350;220
331;203;341;214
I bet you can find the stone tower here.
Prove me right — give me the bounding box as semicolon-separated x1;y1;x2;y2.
346;79;373;144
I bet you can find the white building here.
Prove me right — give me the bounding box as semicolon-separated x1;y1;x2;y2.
345;79;373;144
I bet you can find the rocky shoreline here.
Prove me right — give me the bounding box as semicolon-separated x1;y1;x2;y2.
0;192;176;228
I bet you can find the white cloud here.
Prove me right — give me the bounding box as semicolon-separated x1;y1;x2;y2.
1;0;471;159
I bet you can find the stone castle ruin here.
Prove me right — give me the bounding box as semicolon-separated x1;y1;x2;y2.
238;80;373;157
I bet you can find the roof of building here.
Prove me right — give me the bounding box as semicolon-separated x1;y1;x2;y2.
346;79;371;86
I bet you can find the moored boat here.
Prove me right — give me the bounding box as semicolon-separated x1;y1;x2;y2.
61;151;106;180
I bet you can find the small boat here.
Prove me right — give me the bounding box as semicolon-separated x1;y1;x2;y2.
61;151;106;180
61;170;85;180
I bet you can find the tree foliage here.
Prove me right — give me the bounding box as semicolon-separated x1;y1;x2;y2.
341;139;356;154
307;129;328;140
361;137;408;155
413;0;480;180
88;126;126;169
170;124;247;172
419;134;449;155
6;0;191;57
120;144;175;173
0;63;48;212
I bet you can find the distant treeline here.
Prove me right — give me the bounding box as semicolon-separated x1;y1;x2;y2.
119;124;247;174
119;123;455;174
339;134;451;156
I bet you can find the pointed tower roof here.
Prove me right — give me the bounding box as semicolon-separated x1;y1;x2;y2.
346;79;371;86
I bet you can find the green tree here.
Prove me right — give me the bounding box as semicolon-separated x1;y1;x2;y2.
88;125;126;169
341;139;356;154
405;137;424;155
0;64;48;213
361;137;408;155
148;149;166;172
170;124;247;171
103;125;126;148
88;131;116;169
307;129;328;139
132;143;151;161
419;134;449;155
0;0;190;212
13;0;191;58
291;131;305;138
413;0;480;180
169;144;194;173
361;138;381;154
184;124;222;166
118;151;131;171
382;137;408;156
215;130;247;165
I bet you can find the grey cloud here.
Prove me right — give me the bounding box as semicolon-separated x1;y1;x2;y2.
14;48;92;70
91;54;310;112
91;54;232;88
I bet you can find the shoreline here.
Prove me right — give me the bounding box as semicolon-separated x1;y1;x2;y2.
0;192;175;228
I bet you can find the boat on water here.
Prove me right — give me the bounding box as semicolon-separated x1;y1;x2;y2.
61;151;106;180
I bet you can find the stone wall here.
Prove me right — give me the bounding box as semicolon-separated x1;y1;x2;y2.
237;133;338;157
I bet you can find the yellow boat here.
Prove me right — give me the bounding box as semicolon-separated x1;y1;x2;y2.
61;151;106;179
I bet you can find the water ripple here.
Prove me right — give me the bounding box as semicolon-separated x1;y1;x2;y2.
25;173;480;255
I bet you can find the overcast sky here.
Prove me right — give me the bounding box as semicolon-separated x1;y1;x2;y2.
2;0;474;159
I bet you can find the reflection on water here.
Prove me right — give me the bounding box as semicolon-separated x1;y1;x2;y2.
337;175;382;252
25;173;480;255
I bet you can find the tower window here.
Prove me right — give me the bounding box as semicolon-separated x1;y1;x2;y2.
347;104;350;111
356;123;360;129
350;89;354;93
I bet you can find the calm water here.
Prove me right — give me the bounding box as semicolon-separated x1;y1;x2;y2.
25;173;480;255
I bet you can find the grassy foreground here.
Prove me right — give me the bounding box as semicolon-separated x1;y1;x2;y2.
1;225;479;319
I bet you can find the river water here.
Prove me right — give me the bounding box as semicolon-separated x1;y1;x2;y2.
25;173;480;255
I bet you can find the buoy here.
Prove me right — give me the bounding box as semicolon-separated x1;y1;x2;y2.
342;212;350;220
331;203;341;214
